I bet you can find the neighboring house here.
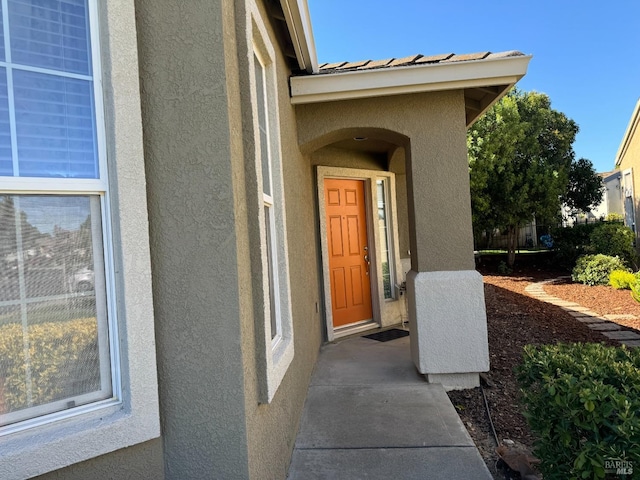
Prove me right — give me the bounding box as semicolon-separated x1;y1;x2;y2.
590;170;625;221
615;98;640;238
562;170;624;226
0;1;530;479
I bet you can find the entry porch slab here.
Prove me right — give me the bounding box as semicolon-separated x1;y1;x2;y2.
288;336;492;479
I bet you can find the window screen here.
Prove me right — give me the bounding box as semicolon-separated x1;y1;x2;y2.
0;195;111;427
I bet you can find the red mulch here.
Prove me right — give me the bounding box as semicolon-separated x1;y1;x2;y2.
448;268;625;478
545;279;640;330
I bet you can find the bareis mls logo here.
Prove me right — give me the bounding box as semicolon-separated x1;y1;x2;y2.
604;459;633;475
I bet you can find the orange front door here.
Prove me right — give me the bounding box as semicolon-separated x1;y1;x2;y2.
324;178;373;328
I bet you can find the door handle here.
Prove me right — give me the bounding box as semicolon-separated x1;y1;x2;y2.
364;253;370;275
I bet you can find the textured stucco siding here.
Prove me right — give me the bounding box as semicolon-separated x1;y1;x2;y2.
135;0;251;478
296;91;475;272
235;2;324;479
310;146;387;170
617;119;640;245
33;440;165;480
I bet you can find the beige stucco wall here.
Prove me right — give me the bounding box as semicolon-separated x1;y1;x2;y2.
233;1;323;479
617;114;640;244
311;146;387;170
296;90;475;272
34;440;164;480
135;0;252;478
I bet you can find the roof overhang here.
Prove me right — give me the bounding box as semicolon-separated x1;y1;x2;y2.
615;98;640;167
279;0;318;73
290;54;532;126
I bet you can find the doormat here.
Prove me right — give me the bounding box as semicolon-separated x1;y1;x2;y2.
363;328;409;342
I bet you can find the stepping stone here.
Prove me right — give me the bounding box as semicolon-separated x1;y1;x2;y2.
576;316;606;323
620;340;640;348
567;311;600;318
560;306;592;312
603;331;640;341
603;314;638;320
587;323;621;331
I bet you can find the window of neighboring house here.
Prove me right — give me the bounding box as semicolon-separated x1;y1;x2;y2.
0;0;115;430
251;8;294;403
377;179;394;299
0;1;158;476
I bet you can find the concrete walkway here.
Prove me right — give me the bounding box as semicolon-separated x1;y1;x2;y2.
287;335;492;480
525;278;640;347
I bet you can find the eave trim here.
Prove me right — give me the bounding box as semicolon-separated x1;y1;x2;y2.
279;0;318;73
290;55;532;105
615;98;640;167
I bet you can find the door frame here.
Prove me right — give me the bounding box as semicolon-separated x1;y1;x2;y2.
317;166;401;341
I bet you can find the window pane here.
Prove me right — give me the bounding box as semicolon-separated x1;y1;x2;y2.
9;0;91;75
377;180;392;299
13;69;98;178
264;205;277;340
254;55;271;197
0;2;5;61
0;69;12;176
0;195;111;427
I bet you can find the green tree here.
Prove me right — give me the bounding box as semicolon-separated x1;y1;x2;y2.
562;157;604;216
468;89;579;266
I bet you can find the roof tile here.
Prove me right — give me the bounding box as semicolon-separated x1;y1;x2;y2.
314;50;526;75
321;61;347;70
415;53;455;64
442;51;491;63
388;54;422;67
357;58;393;70
337;59;370;70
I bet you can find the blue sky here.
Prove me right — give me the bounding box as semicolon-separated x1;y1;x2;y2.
307;0;640;174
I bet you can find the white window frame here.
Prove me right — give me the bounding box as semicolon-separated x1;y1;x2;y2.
376;177;396;301
249;3;294;404
0;1;159;478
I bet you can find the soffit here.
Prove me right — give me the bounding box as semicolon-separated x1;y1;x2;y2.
291;51;532;126
265;0;318;73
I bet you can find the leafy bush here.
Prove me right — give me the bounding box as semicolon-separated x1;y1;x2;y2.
609;270;637;290
497;260;512;275
606;213;625;223
0;318;98;411
572;254;628;286
550;223;599;270
632;279;640;304
590;222;637;268
517;343;640;479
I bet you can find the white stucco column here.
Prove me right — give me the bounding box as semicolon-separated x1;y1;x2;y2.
406;270;489;389
402;91;490;390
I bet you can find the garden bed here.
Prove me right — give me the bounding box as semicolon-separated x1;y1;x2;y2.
448;268;623;478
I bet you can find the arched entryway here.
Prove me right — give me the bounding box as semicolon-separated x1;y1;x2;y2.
295;91;490;389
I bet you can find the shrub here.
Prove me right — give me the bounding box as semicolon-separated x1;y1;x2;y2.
606;213;624;223
572;254;628;286
590;222;637;268
516;343;640;479
609;270;637;290
497;260;512;275
550;223;599;270
0;318;99;411
632;279;640;304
